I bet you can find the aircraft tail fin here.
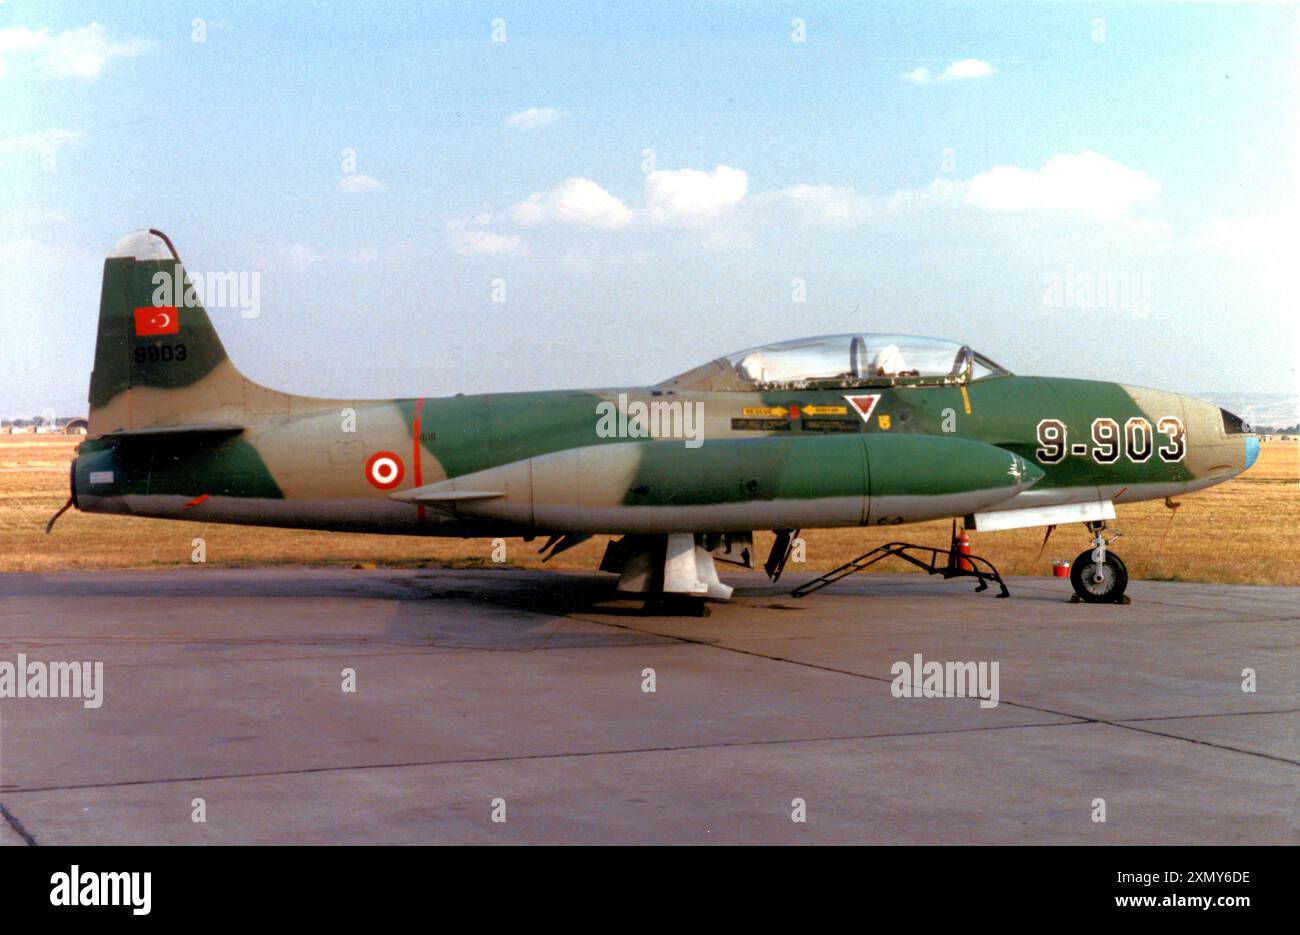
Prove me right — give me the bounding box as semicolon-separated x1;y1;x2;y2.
87;230;267;436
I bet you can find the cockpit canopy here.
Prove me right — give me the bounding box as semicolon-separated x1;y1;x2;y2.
660;333;1010;392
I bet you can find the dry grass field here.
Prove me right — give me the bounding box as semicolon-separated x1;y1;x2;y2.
2;434;1297;584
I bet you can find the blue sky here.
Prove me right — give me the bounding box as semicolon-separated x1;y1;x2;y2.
1;1;1296;417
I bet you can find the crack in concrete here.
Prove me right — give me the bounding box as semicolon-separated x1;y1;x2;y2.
0;802;37;846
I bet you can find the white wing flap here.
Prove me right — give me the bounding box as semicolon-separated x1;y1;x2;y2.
972;499;1115;532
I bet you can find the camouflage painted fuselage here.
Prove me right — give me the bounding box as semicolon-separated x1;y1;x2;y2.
73;231;1257;546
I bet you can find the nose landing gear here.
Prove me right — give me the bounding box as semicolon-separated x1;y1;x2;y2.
1069;521;1130;604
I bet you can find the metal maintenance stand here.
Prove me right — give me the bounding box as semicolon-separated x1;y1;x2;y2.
791;525;1010;599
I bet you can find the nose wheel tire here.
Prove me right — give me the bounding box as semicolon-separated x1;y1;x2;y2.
1069;549;1129;603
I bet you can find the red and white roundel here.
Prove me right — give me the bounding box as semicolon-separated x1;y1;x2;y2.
364;451;404;490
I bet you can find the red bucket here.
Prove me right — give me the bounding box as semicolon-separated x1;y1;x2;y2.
1052;561;1070;578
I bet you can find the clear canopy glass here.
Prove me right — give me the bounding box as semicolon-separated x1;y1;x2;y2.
660;333;1010;391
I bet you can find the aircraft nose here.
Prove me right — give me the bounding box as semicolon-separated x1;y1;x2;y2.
1217;406;1259;472
1244;434;1260;470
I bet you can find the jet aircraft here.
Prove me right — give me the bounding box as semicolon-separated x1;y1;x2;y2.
63;230;1259;604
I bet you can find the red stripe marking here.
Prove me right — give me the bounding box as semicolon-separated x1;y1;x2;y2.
413;398;425;522
183;493;209;508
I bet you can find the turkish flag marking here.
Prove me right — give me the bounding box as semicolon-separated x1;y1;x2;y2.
134;306;179;336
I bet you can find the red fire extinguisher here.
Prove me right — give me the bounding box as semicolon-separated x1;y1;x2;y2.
957;530;974;572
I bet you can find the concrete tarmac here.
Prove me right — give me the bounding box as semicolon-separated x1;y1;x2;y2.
0;566;1294;844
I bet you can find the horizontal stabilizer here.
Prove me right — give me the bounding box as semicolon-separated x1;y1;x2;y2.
390;487;506;503
96;423;244;441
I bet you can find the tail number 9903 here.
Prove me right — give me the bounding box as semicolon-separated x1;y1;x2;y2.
1036;416;1185;465
133;343;187;364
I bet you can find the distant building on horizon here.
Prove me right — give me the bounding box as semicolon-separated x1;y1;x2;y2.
1;416;90;435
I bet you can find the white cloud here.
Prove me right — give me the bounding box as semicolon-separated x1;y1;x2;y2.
446;215;524;256
763;184;871;228
505;107;562;129
46;24;154;78
879;155;1158;221
514;178;634;228
514;166;749;229
901;59;995;84
471;153;1158;256
0;128;84;157
0;27;49;55
644;165;748;225
339;173;384;194
942;59;994;81
880;177;967;214
0;24;155;79
962;152;1158;219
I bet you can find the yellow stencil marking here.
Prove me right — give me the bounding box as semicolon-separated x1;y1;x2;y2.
960;384;972;415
